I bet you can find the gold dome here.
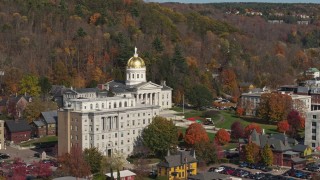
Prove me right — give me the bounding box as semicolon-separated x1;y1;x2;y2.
127;47;145;68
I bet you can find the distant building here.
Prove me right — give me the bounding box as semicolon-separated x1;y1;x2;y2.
58;48;172;157
5;119;31;144
305;68;320;78
105;170;136;180
239;92;311;116
305;111;320;149
157;150;197;180
239;130;308;168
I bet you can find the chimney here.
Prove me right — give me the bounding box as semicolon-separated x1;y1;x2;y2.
161;80;166;86
284;135;288;146
167;149;170;157
262;129;265;135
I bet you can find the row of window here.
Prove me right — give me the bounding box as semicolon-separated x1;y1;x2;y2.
127;73;144;79
83;101;134;110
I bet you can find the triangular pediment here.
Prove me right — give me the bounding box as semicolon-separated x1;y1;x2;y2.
136;82;162;90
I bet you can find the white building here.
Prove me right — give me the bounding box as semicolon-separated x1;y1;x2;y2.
305;68;320;79
305;111;320;149
58;48;172;157
240;92;311;117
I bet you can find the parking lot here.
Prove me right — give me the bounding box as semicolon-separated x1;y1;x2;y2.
208;163;315;179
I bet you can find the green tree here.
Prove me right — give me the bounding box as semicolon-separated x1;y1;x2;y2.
23;97;57;123
142;116;178;157
194;141;219;165
186;84;212;108
261;145;273;166
84;147;103;174
152;37;164;52
38;76;52;96
19;75;41;97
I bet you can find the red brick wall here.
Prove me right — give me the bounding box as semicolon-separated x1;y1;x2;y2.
273;152;283;166
7;131;31;143
36;127;47;137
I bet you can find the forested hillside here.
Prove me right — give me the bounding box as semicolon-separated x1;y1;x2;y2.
0;0;319;103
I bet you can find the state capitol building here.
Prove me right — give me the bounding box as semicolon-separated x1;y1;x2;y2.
58;48;172;157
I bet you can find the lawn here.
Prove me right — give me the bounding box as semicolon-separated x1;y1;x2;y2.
175;110;204;119
214;110;277;134
20;136;58;147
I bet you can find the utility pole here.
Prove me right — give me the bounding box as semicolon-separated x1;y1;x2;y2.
0;70;4;95
182;94;185;115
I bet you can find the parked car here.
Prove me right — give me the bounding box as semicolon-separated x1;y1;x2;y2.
214;166;225;173
208;167;216;172
239;162;248;168
260;166;272;172
0;154;10;159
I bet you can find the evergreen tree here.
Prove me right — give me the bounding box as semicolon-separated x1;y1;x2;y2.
261;145;273;166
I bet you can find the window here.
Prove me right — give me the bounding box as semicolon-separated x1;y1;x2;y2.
143;119;145;124
133;130;135;134
75;126;78;131
121;132;124;137
313;115;317;119
71;135;73;140
132;120;135;126
312;136;316;140
85;135;87;140
121;123;124;128
121;140;123;145
102;103;104;108
96;103;99;109
312;143;316;147
90;104;93;109
115;133;117;138
75;135;78;140
312;122;317;126
102;135;104;139
313;129;317;133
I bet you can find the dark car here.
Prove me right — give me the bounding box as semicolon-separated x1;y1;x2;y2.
248;163;258;169
239;162;248;168
34;153;40;158
260;166;272;172
0;154;10;159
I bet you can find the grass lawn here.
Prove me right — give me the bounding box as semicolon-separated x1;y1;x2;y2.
20;136;58;147
176;110;204;119
214;111;277;134
222;143;238;150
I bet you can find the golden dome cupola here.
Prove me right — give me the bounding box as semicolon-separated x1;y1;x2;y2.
125;47;147;86
127;47;145;68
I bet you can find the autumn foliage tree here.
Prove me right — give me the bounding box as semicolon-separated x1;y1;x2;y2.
245;123;262;137
287;110;305;137
257;93;292;122
194;141;220;164
32;161;52;178
277;120;290;134
58;146;91;178
261;145;273;166
231;121;245;140
243;142;260;163
236;107;244;117
215;128;230;145
184;123;209;147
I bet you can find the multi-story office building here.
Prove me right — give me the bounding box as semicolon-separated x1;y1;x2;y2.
58;48;172;157
305;111;320;149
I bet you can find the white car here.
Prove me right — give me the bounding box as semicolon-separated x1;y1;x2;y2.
214;167;225;173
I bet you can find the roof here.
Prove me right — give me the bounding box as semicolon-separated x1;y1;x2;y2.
33;120;45;127
306;68;320;73
50;85;67;96
283;151;299;155
292;144;309;152
158;151;197;168
292;157;307;163
41;111;57;124
188;172;230;180
5;119;31;133
105;170;136;178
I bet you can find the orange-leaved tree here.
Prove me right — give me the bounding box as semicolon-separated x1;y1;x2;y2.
245;123;262;137
277;120;289;134
185;123;209;147
236;107;244;117
215;128;231;145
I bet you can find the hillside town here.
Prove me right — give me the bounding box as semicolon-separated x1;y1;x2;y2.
1;0;320;180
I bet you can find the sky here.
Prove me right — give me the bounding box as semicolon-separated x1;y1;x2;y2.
145;0;320;3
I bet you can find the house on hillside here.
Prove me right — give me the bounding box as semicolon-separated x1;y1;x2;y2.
157;150;197;180
239;130;309;168
39;111;57;136
50;85;67;108
30;120;46;138
6;95;32;119
305;68;320;78
105;170;136;180
292;144;312;159
5;119;31;144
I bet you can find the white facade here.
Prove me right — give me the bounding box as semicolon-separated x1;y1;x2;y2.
305;111;320;149
58;48;172;157
240;92;311;116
